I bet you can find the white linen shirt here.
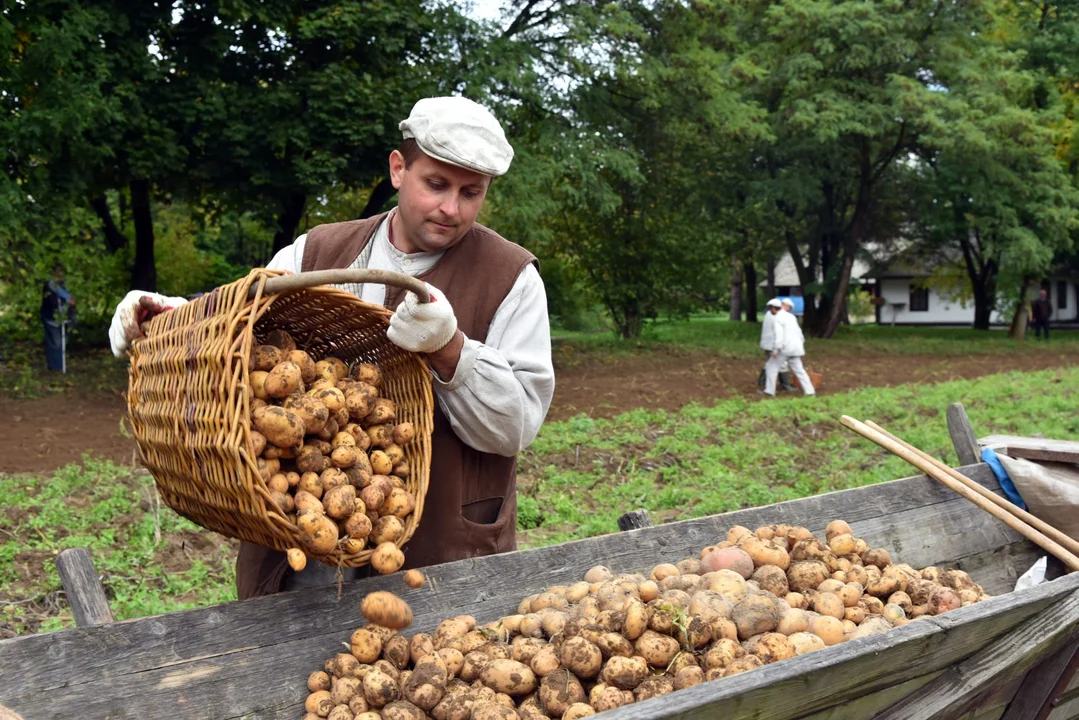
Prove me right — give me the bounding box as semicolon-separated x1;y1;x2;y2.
772;310;806;357
266;211;554;457
759;310;776;351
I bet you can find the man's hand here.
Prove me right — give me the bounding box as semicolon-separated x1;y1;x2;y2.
771;351;779;358
387;283;458;354
109;290;188;357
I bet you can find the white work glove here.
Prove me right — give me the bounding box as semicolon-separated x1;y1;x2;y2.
109;290;189;358
387;283;457;353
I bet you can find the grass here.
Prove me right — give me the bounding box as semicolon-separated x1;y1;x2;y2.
515;365;1079;547
553;315;1079;365
0;342;128;399
0;457;236;636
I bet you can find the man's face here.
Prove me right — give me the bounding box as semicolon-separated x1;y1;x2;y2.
782;303;793;312
769;305;780;314
1040;290;1048;299
388;149;491;253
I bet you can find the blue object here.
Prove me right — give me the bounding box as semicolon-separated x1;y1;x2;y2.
779;297;805;316
981;447;1027;510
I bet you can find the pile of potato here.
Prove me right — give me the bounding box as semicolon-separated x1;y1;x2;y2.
301;520;991;719
247;329;416;573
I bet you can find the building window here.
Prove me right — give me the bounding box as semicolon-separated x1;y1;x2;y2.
910;286;929;312
1058;281;1068;310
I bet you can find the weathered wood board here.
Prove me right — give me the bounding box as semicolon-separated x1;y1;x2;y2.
0;464;1060;719
979;435;1079;464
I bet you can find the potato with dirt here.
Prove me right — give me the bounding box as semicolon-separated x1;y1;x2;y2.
361;591;414;630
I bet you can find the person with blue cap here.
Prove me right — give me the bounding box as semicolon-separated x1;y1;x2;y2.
109;97;555;598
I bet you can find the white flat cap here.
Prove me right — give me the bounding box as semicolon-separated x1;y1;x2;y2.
780;297;794;306
766;298;783;308
399;97;514;177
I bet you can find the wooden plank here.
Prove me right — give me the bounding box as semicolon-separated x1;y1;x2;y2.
55;548;114;627
963;707;1007;720
797;672;944;720
949;402;982;466
1000;632;1079;720
618;509;653;531
0;464;1045;719
1048;693;1079;720
979;435;1079;464
872;590;1079;719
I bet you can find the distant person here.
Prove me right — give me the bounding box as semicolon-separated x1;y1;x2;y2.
1031;289;1052;340
759;298;794;392
41;263;76;371
763;298;815;397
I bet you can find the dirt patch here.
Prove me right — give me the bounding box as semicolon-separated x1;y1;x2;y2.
1;347;1075;475
548;348;1078;421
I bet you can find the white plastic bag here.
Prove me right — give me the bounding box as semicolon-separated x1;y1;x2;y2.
1015;555;1048;592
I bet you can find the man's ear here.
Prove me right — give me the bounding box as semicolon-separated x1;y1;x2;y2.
389;150;406;190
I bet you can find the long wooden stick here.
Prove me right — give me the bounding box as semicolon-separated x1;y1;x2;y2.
839;415;1079;573
865;419;1079;561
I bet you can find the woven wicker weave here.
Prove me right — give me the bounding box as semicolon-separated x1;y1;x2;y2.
126;268;434;568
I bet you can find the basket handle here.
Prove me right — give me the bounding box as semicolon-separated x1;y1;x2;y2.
254;269;431;303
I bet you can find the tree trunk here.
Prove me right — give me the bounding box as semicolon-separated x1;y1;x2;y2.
90;195;129;253
766;259;776;299
745;260;758;323
729;258;743;322
360;178;397;219
272;191;308;254
129;179;156;292
610;301;643;339
1008;277;1032;339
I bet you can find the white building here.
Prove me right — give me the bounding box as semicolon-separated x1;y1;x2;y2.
865;266;1078;326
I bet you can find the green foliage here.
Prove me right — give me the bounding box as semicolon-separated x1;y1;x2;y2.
519;365;1079;547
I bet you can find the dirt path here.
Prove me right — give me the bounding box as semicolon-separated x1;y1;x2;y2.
2;348;1075;474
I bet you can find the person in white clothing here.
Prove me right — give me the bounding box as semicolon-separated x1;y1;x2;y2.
763;298;815;397
758;298;794;392
108;96;556;597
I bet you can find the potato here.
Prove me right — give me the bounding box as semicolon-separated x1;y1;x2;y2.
360;591;414;631
634;674;676;701
252;345;283;372
808;615;845;646
322;484;356;520
382;700;426;720
253;405;305;449
740;536;791;570
584;566;613;583
359;485;385;513
371;542;405;575
787;561;830;593
828;533;857;556
383;488;416;519
700;547;754;578
305;690;333;716
392;422;415;446
529;645;560;677
752;565;789;597
362;667;400;708
366;424;394;449
478;659;536;696
331;445;360;469
311;386;347;414
344;512;373;541
370;450;393;475
812;592;844;620
352;363;382;386
296;446;326;475
732;594;781;639
702;638;745;671
592;684;633;712
562;703;595;719
539;669;586;717
300;514;339;555
249;430;267;457
788;631;827;655
404;569;425;589
265;361;303;399
284;394;330;435
929;586;961;615
558;636;602;679
633;629;680;667
863;548;892;569
308;670;332;692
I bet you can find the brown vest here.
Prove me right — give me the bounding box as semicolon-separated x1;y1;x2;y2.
236;213;537;599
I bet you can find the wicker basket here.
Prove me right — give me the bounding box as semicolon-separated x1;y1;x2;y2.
126;268;434;568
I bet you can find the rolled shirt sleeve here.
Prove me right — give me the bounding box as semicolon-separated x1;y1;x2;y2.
431;264;555;456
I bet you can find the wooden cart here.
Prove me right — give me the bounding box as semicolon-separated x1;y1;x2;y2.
2;457;1079;719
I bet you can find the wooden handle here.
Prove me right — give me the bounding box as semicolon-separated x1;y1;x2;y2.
865;420;1079;561
840;415;1079;573
253;269;431;303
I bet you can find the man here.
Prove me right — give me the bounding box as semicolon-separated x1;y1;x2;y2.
758;298;794;392
1031;288;1052;341
763;298;815;397
41;263;76;372
109;97;555;598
